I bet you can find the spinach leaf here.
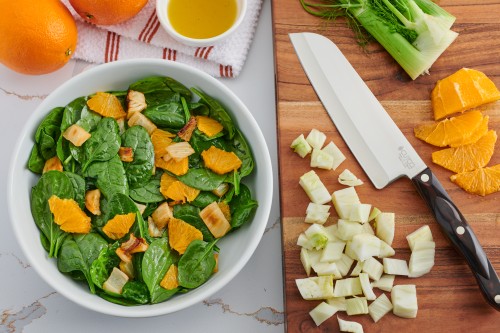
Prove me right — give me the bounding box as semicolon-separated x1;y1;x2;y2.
122;126;154;188
77;107;101;132
90;242;120;289
177;239;218;289
60;97;87;132
144;90;180;108
128;76;171;94
56;136;71;166
189;102;209;116
57;233;108;294
164;77;192;100
27;144;45;174
173;204;215;242
35;107;64;143
143;102;186;129
38;125;61;160
64;172;86;209
106;193;138;219
30;170;74;257
190;131;229;154
231;129;254;178
122;281;150;304
98;292;140;306
129;173;164;203
142;238;178;303
230;184;258;229
192;88;235;139
84;155;129;199
191;191;219;209
177;168;227;191
82;118;121;171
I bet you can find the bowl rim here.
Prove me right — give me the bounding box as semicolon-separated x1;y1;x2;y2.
7;59;273;317
156;0;248;47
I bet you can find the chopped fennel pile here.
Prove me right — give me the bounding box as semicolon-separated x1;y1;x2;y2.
291;128;436;328
299;0;459;80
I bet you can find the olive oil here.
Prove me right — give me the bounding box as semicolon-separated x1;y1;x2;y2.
168;0;238;39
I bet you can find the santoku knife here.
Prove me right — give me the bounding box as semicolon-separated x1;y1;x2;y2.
289;32;500;311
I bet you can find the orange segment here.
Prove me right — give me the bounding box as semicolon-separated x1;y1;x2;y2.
201;146;242;175
48;195;91;234
432;130;497;173
160;264;179;290
450;115;489;147
87;92;126;119
155;156;189;176
196;116;224;137
168;218;203;254
160;172;178;195
151;129;174;157
450;164;500;196
432;68;500;120
163;181;200;203
414;110;485;147
102;212;136;240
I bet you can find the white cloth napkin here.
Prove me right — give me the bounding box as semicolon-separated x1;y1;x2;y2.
62;0;263;78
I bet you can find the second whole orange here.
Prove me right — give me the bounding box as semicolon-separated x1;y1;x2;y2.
68;0;148;26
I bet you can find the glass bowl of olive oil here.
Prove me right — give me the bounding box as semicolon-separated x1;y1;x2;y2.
157;0;247;47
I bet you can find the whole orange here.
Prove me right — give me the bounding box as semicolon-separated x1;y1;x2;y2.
69;0;149;26
0;0;78;75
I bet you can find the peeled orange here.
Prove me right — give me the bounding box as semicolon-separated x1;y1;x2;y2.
48;195;91;234
450;164;500;196
432;68;500;120
69;0;148;26
201;146;242;175
168;218;203;255
87;92;127;119
0;0;77;75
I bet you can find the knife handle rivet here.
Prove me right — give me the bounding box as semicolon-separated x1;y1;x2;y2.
456;226;465;235
495;295;500;304
420;174;430;182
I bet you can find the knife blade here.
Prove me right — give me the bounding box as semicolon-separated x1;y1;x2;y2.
290;32;500;311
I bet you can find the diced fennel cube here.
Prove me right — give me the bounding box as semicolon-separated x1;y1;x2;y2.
408;240;435;278
103;267;129;294
306;128;327;149
349;203;372;223
371;274;395;292
322;141;346;170
338;169;364;186
305;202;331;224
406;225;433;251
368;207;381;221
337;219;364;241
350;261;363;277
296;276;334;300
290;134;312;158
332;187;360;219
383;258;409;276
313;262;342;279
346;297;369;315
300;170;331;204
304;224;330;250
375;212;395;246
362;257;384;281
361;222;374;235
337;317;364;333
335;254;355;277
310;301;338;326
379;240;395;258
297;233;312;250
311;148;335;170
333;277;362;297
359;273;376;301
327;297;347;312
321;241;346;263
324;224;340;241
307;249;323;267
350;234;381;261
391;285;418;319
300;247;312;276
344;241;359;261
368;293;393;323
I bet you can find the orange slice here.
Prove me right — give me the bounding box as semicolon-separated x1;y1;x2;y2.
156;156;189;176
196;116;223;137
151;129;174;157
163;180;200;203
168;218;203;254
432;68;500;120
450;164;500;196
160;172;177;196
414;110;485;147
48;195;91;234
87;92;126;119
102;212;136;240
201;146;242;175
432;130;497;173
160;264;179;290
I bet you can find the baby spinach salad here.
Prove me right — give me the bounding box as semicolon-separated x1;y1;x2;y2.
27;76;258;306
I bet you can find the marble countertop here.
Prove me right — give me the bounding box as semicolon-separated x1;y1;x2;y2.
0;1;284;332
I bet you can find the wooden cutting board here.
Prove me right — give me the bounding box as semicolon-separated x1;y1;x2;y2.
272;0;500;331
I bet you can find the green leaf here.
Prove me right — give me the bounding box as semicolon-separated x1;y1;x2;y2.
230;184;258;229
84;155;129;199
173;204;215;242
122;126;155;188
192;88;235;139
177;239;218;289
64;172;86;209
90;242;121;289
82;118;121;171
27;144;45;174
177;168;227;191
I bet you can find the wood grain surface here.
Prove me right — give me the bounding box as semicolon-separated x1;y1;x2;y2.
272;0;500;331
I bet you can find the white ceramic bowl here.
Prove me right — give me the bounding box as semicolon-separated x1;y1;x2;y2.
156;0;247;47
8;59;272;317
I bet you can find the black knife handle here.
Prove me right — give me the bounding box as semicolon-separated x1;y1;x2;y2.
411;167;500;311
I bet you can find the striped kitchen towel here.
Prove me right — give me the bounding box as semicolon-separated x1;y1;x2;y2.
62;0;263;78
